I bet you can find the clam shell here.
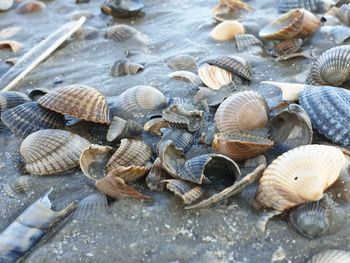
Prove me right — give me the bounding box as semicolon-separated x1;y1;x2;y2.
38;84;110;124
74;193;108;220
210;20;245;41
256;145;346;211
65;120;109;144
20;129;90;176
101;0;144;18
167;55;197;71
212;0;251;22
235;34;263;52
163;179;203;205
17;0;46;14
259;9;320;40
106;138;152;172
143;117;170;136
2;176;35;198
307;250;350;263
299;86;350;147
289;201;329;239
336;4;350;25
198;64;234;91
214;91;269;133
305;45;350;86
162;104;204;132
111;59;144;77
146;157;168;191
278;0;319;13
106;116;143;142
112;85;167;112
0;40;22;53
105;24;150;44
0;0;13;11
73;26;99;40
0;91;30;114
203;55;252;80
168;71;202;87
159;128;194;153
1;102;65;138
267;38;303;57
108;164;151;183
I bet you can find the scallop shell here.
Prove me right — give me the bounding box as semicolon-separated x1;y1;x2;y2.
163;179;203;205
198;64;234;91
278;0;319;13
289;201;329;239
101;0;144;18
259;9;320;40
112;85;167;112
106;138;152;172
105;24;150;44
307;250;350;263
0;40;22;53
73;26;99;40
212;0;252;22
108;164;150;183
38;84;110;124
1;102;65;138
256;145;346;211
162;104;204;132
106;116;142;142
111;59;144;77
203;55;252;81
146;157;168;191
0;0;13;11
167;55;197;71
74;193;108;220
20;129;90;176
299;86;350;147
159;128;194;153
0;91;30;114
2;176;35;198
210;20;245;41
235;34;263;52
305;45;350;86
144;117;170;136
168;71;202;87
17;0;46;14
266;38;303;57
214;91;269;133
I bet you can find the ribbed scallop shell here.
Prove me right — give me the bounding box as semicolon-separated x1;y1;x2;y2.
20;129;90;175
168;71;202;87
212;0;251;22
111;59;144;77
1;102;65;138
112;85;167;112
214;91;269;133
198;64;234;91
105;24;150;44
235;34;263;52
0;91;30;114
38;84;110;124
106;139;152;172
210;21;245;41
74;193;108;220
299;86;350;146
267;38;303;57
17;0;46;14
305;45;350;86
163;179;203;205
106;116;142;142
278;0;319;13
256;145;346;211
167;55;197;71
307;250;350;263
2;176;35;197
73;26;99;40
159;128;194;152
203;56;252;80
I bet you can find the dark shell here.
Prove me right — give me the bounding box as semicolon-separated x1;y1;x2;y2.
105;24;150;45
74;26;99;40
1;102;65;138
101;0;144;18
235;34;263;52
28;88;49;101
167;55;197;71
74;193;108;220
0;91;30;114
111;59;144;77
163;179;203;205
278;0;319;13
106;116;143;142
307;250;350;263
158;128;194;153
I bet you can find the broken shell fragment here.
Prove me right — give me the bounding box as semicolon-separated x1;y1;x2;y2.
105;24;150;45
163;179;203;205
146;157;168;191
0;40;22;53
0;91;30;114
159;128;194;153
210;20;245;41
307;250;350;263
168;71;202;87
198;64;234;91
111;59;144;77
17;0;46;14
167;55;197;71
278;0;320;13
261;81;314;101
108;164;151;183
101;0;144;18
143;117;170;136
194;85;239;107
106;116;143;142
212;0;252;22
235;34;263;52
266;38;303;57
28;88;49;101
3;176;36;198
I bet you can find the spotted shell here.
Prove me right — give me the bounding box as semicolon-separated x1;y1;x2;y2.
158;128;194;153
20;129;90;176
38;84;110;124
1;102;65;138
235;34;263;52
214;91;269;133
0;91;30;114
163;179;203;205
306;45;350;86
307;250;350;263
111;59;144;77
167;55;197;71
17;0;46;14
106;116;142;142
198;64;234;91
278;0;319;13
210;21;245;41
256;145;346;211
0;40;22;53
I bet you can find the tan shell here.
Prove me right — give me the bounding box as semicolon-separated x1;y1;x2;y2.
256;145;346;211
307;250;350;263
163;179;203;205
210;21;245;41
144;117;170;136
214;91;269;133
212;0;252;22
105;24;151;45
259;9;320;40
17;0;46;14
38;84;110;124
267;38;303;57
0;40;22;53
198;64;234;90
20;129;90;176
146;157;168;191
73;26;99;40
108;165;151;183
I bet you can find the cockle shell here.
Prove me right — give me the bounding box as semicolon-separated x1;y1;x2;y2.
111;59;144;77
198;64;234;91
210;20;245;41
106;116;142;142
212;0;252;22
266;38;303;57
0;0;13;11
307;250;350;263
1;102;65;138
159;128;194;153
167;55;197;71
305;45;350;86
2;176;36;198
168;71;202;87
235;34;263;52
214;91;269;133
143;117;170;136
259;9;321;40
73;26;99;40
74;193;108;220
0;40;22;53
105;24;150;45
38;84;110;124
17;0;46;14
20;129;90;176
163;179;203;205
278;0;319;13
28;88;49;101
0;91;30;114
256;145;346;211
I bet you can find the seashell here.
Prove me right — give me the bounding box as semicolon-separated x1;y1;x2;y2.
111;59;144;77
66;120;109;145
73;26;99;40
336;4;350;25
168;71;202;87
0;189;77;262
71;10;95;20
38;84;110;124
2;176;35;198
194;85;239;107
212;0;252;22
259;9;321;40
256;145;346;211
74;193;108;220
0;91;30;114
5;57;17;66
101;0;144;18
266;38;303;57
144;117;170;136
106;138;152;172
167;55;197;71
1;102;65;138
108;164;150;183
289;201;329;239
305;45;350;86
203;55;252;81
275;50;311;61
163;179;203;205
112;85;167;112
17;0;46;14
0;0;13;11
79;144;116;181
159;128;194;153
299;86;350;147
261;81;316;101
307;250;350;263
105;24;150;44
210;20;245;41
0;40;22;53
146;157;168;191
235;34;263;52
278;0;319;13
20;129;90;176
268;104;312;152
28;88;49;101
0;27;22;38
162;104;204;132
214;91;269;133
212;129;274;161
198;64;234;91
106;116;143;142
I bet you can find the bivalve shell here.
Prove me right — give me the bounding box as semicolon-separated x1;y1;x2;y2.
235;34;263;52
198;64;234;91
0;91;30;114
144;117;170;136
74;193;108;220
167;55;197;71
307;250;350;263
0;40;22;53
17;0;46;14
163;179;203;205
106;116;143;142
111;59;144;77
212;0;252;22
158;128;194;153
210;20;245;41
105;24;150;45
278;0;319;13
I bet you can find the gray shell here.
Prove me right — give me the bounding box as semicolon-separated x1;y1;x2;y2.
74;193;108;220
235;34;263;52
2;176;36;198
159;128;194;153
278;0;319;13
163;179;203;205
0;91;30;114
307;250;350;263
110;59;144;77
167;55;197;71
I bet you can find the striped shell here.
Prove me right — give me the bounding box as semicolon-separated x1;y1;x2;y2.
307;250;350;263
110;59;144;77
214;91;269;133
38;84;110;124
158;128;194;153
17;0;46;14
278;0;319;13
74;193;108;220
212;0;251;22
299;86;350;147
198;64;234;91
146;157;167;191
106;116;142;142
167;55;197;71
168;71;202;87
256;145;346;211
163;179;203;205
73;26;99;40
259;9;320;40
305;45;350;86
0;40;22;53
267;38;303;57
210;21;245;41
108;165;150;183
101;0;144;18
2;176;35;197
0;91;30;114
235;34;263;52
105;24;150;44
20;129;90;175
1;102;65;138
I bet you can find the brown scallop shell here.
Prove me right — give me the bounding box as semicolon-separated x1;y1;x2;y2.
105;24;151;45
266;38;303;57
163;179;203;205
307;250;350;263
17;0;46;14
38;84;110;124
198;64;234;91
0;40;22;53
